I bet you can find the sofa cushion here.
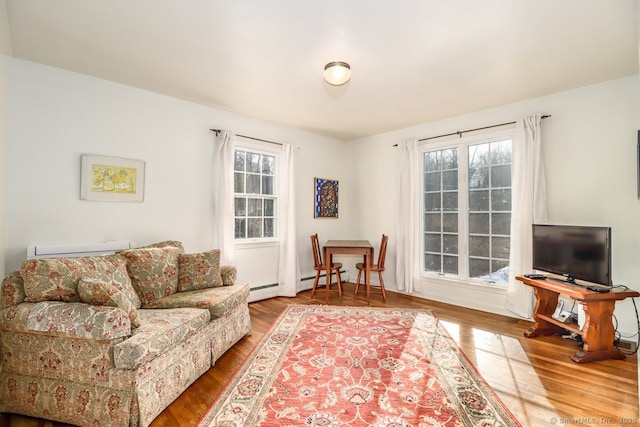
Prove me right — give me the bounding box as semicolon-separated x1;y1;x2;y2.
144;283;250;319
120;247;181;307
1;271;26;309
19;254;141;308
78;278;141;328
113;307;210;370
178;250;223;291
24;301;132;340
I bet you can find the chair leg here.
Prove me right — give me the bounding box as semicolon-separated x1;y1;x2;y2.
354;269;362;295
378;271;386;301
336;269;343;297
311;272;320;298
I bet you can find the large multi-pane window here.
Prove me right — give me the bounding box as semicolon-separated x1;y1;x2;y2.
423;136;512;284
234;148;277;239
424;148;459;275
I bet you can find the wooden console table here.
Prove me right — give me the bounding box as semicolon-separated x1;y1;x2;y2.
516;275;639;363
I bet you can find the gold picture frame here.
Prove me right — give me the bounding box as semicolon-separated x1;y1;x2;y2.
80;154;145;202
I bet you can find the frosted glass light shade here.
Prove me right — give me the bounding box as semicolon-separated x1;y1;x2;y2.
323;61;351;86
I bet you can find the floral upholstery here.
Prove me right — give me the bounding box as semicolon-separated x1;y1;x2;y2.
120;247;181;307
0;324;214;427
19;254;141;308
113;308;209;370
178;250;223;291
209;301;252;363
140;240;184;251
78;278;141;328
144;283;250;319
0;302;40;333
26;301;132;340
1;373;135;426
0;241;251;427
0;271;26;308
220;265;237;286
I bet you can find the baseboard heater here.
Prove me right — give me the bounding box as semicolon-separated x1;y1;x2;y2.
27;240;135;259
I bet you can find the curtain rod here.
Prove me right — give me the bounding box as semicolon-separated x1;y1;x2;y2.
393;114;551;146
210;129;283;147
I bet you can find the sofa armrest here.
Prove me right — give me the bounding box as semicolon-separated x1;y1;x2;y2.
1;271;26;309
220;265;237;286
1;301;132;340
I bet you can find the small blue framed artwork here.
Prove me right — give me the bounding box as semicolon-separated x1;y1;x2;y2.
314;178;339;218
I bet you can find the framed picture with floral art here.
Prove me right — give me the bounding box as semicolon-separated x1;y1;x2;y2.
314;177;338;218
80;154;145;202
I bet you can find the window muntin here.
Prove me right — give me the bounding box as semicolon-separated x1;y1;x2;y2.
423;148;459;275
422;136;512;284
467;139;512;283
234;149;277;240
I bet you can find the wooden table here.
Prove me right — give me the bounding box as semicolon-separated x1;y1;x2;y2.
516;275;640;363
324;240;374;302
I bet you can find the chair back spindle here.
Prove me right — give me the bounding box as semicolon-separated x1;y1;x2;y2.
377;234;389;270
310;234;323;269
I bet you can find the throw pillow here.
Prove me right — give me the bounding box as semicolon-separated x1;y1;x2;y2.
178;250;223;291
120;246;181;306
139;240;185;252
20;254;140;308
77;277;141;328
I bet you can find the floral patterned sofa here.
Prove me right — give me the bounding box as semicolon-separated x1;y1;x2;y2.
0;241;251;427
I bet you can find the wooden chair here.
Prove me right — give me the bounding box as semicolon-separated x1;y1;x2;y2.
355;234;388;301
310;234;343;300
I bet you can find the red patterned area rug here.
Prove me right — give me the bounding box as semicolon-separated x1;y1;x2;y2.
198;305;522;427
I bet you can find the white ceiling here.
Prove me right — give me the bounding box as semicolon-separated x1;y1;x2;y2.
4;0;639;141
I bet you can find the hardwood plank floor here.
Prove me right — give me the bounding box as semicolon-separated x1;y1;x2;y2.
2;283;638;426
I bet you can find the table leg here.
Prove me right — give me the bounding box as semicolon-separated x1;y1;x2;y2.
572;300;625;363
366;248;372;301
524;287;565;337
324;248;330;304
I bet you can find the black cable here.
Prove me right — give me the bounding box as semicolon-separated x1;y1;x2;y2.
610;284;640;356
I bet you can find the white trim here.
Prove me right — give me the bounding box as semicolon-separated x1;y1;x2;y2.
419;127;516;286
27;240;134;259
234;238;279;247
247;286;278;303
409;276;516;319
233;143;281;242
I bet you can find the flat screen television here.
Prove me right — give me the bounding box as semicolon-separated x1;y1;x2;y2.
532;224;612;286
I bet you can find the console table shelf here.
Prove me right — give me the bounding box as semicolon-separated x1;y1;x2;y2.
516;275;639;363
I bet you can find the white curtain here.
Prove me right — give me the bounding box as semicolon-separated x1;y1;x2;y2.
278;143;301;296
507;115;548;318
213;130;236;264
396;139;421;293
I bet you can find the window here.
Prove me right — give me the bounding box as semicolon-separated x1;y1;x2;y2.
423;134;512;284
234;147;277;240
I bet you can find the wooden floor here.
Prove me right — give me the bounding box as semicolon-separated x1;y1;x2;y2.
2;283;638;427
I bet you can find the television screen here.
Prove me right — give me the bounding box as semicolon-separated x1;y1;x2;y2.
532;224;612;286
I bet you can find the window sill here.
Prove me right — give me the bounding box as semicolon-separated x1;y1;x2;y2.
235;239;279;249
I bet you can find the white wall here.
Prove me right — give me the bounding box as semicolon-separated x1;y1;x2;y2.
6;58;640;335
0;0;12;279
350;75;640;336
7;59;355;300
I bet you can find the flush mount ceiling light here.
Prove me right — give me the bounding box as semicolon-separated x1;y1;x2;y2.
323;61;351;86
